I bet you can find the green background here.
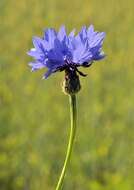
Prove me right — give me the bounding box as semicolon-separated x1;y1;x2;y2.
0;0;134;189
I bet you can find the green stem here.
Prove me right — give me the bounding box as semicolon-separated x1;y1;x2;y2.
56;94;77;190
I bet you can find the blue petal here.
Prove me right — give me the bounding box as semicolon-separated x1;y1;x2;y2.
44;28;57;48
32;37;45;52
29;61;45;71
47;40;64;64
93;51;106;60
44;28;57;41
87;25;94;35
27;49;45;60
58;25;67;41
79;26;87;41
43;69;53;79
89;32;106;47
69;29;75;37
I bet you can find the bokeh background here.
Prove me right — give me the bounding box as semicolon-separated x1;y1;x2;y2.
0;0;134;189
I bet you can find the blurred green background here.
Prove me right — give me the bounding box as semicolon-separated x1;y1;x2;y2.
0;0;134;189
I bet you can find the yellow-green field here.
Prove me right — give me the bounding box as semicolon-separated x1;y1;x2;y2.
0;0;134;189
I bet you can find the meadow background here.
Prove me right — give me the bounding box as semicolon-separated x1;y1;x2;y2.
0;0;134;189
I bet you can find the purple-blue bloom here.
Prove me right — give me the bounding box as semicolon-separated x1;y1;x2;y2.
28;25;106;79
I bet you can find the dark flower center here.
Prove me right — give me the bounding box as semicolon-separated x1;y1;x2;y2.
57;61;93;77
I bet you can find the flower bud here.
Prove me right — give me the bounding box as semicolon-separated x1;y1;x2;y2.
62;69;81;95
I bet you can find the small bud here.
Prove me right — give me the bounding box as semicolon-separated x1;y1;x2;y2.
62;69;81;95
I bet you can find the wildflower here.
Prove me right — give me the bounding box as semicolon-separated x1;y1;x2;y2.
28;25;105;94
27;25;106;189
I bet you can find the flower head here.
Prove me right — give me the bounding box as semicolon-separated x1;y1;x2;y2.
28;25;106;79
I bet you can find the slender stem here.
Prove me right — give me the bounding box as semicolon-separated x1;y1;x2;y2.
56;94;77;190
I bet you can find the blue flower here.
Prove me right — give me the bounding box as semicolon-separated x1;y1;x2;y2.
27;25;106;79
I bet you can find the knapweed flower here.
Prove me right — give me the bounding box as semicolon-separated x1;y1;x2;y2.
28;25;105;94
27;25;106;189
